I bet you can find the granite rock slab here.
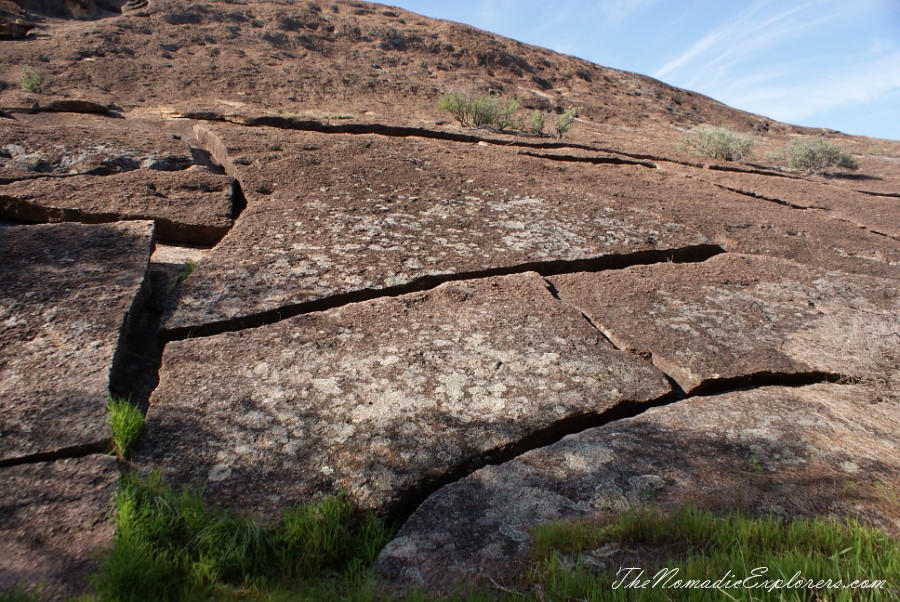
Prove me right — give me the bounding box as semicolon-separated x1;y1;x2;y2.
376;383;900;593
0;167;235;244
0;455;117;600
163;128;714;334
0;122;193;181
550;253;900;394
140;272;672;515
0;221;154;462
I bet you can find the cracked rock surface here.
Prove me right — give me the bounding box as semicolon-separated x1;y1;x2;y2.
163;129;713;335
550;253;900;394
1;0;898;598
376;383;900;592
0;167;234;244
140;272;672;515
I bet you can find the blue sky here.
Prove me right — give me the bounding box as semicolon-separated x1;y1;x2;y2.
390;0;900;141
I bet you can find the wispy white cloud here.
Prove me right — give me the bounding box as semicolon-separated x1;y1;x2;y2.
653;0;841;85
730;51;900;123
598;0;660;23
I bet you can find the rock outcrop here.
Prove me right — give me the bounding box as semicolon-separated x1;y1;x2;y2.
0;0;898;598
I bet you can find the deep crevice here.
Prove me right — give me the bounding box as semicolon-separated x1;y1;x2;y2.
858;190;900;199
385;388;684;523
517;150;656;168
0;195;231;245
698;180;821;210
161;243;725;341
386;368;846;524
686;370;842;398
0;442;110;468
231;178;247;220
189;115;762;169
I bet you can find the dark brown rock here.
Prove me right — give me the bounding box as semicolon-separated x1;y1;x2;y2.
0;221;154;462
376;383;900;593
568;163;900;280
0;167;234;244
550;253;900;394
678;166;900;239
0;455;117;600
0;2;33;39
43;99;110;114
140;272;671;515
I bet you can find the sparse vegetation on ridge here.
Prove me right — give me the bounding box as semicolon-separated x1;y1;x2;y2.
438;91;571;137
782;136;859;174
679;127;755;161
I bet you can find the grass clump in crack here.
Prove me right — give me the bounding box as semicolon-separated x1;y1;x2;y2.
108;395;144;459
92;471;393;601
680;126;755;161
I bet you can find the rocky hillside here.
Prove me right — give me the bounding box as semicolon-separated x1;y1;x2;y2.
1;0;899;598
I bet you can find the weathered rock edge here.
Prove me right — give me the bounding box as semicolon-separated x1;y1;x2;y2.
550;253;900;394
0;221;155;464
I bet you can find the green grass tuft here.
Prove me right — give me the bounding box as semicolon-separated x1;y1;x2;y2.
524;504;898;601
169;260;196;293
92;471;393;601
107;395;144;459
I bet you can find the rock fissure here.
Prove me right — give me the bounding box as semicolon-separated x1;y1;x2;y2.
0;444;110;469
162;243;724;341
516;150;656;168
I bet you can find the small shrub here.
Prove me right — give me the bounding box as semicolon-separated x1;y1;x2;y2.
108;395;144;458
528;110;546;135
437;91;471;126
437;91;523;133
784;136;859;173
493;97;520;132
680;127;754;161
555;107;578;138
20;66;43;94
470;94;499;128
